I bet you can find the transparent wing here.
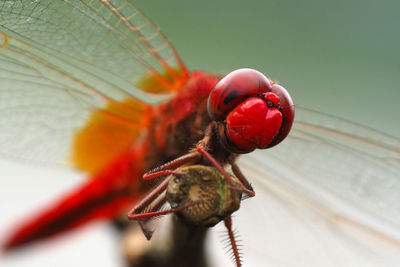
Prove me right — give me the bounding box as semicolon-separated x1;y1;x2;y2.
0;0;189;166
211;108;400;266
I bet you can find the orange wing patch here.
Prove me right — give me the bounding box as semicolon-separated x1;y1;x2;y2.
71;98;152;174
136;68;187;93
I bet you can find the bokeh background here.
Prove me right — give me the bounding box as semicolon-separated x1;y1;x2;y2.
139;0;400;137
1;0;399;266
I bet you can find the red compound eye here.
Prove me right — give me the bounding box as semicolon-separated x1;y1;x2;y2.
207;69;272;121
207;68;295;153
268;83;295;148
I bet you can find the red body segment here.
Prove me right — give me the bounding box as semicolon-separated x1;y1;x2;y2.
4;72;220;250
4;149;146;249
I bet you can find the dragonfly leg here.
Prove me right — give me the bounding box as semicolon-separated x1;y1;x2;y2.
131;194;169;240
196;145;254;196
128;176;171;217
128;193;189;220
129;190;198;240
143;152;200;180
143;170;184;180
229;159;255;197
196;145;235;186
128;173;201;239
128;176;171;239
224;215;242;267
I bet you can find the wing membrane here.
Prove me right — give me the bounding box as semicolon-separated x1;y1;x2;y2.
229;108;400;266
0;0;189;166
1;0;188;94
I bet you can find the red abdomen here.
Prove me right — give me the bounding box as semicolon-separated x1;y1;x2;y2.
3;72;220;250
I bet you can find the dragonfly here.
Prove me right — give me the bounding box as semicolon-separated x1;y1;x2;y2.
0;0;399;266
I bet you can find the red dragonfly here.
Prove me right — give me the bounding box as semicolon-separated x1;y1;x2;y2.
0;1;399;267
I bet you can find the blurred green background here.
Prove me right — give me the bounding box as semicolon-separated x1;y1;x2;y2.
136;0;400;137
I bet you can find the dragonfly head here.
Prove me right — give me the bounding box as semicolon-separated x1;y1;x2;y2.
207;68;295;154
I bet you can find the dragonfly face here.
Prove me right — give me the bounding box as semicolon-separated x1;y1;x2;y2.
207;68;295;153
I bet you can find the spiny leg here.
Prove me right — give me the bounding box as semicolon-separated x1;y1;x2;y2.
224;215;241;267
